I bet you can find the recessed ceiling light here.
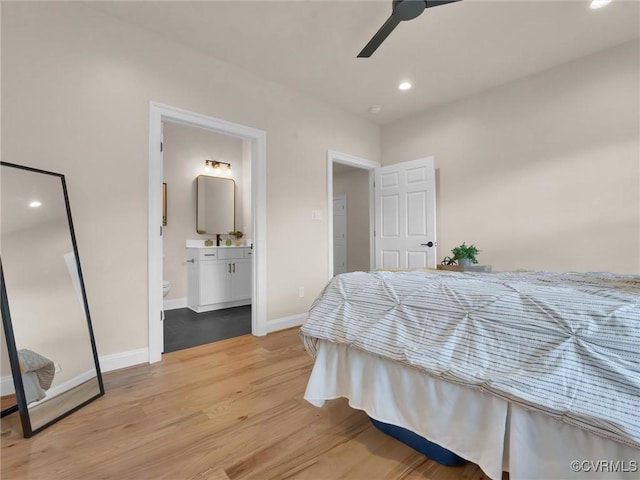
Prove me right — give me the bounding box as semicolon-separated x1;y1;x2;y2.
29;201;42;208
590;0;612;9
369;105;382;114
398;81;412;91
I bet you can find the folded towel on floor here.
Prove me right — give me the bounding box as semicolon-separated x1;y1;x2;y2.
18;349;55;404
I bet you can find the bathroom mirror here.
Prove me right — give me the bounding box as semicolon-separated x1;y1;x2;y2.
196;175;235;235
0;162;104;437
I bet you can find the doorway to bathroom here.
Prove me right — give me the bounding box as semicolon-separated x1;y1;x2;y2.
148;102;267;363
161;122;253;353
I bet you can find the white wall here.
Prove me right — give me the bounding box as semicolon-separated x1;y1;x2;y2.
382;40;640;274
1;3;380;362
162;123;245;303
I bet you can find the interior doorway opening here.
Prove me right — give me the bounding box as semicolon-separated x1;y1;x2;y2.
326;150;380;280
148;102;266;363
161;123;253;353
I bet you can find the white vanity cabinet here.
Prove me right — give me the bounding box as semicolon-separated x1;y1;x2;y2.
186;247;252;313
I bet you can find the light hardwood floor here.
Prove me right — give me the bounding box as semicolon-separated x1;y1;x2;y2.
1;328;498;480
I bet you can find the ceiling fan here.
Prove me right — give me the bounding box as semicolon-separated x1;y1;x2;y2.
358;0;462;58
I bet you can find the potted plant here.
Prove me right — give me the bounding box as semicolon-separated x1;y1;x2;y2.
229;230;244;246
451;242;480;266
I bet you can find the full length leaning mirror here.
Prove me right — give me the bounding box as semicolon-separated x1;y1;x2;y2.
0;162;104;437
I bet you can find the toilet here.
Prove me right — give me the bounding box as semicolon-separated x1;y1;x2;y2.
162;280;171;298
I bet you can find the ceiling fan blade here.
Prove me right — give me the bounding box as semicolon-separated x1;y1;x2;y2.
357;15;401;58
425;0;462;9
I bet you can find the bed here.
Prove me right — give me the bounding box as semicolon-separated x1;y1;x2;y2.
300;270;640;480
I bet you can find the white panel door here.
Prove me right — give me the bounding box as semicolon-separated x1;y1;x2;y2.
333;195;347;275
375;157;436;269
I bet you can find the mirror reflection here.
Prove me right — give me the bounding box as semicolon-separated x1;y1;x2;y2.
1;162;103;436
196;175;235;235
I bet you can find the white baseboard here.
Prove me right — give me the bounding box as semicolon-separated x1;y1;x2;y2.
163;297;186;311
1;348;149;396
30;369;97;406
188;299;250;313
1;370;95;399
99;348;149;373
267;313;307;333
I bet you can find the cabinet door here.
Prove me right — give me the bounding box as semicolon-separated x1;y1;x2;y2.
200;261;231;305
231;260;252;301
186;257;199;309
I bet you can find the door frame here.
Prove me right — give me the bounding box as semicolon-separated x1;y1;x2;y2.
326;150;379;280
149;102;267;363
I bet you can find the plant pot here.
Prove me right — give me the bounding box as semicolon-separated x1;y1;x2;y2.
235;239;242;246
458;258;472;266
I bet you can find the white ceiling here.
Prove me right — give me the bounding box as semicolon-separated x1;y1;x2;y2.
84;0;639;125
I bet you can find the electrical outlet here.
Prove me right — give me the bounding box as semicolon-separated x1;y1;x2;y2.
298;286;305;298
311;210;322;221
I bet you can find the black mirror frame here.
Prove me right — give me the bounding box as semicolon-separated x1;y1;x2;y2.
0;162;104;437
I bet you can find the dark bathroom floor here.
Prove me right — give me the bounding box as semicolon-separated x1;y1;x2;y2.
163;305;252;354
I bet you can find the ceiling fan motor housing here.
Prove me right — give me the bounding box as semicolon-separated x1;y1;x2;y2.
392;0;427;21
358;0;458;57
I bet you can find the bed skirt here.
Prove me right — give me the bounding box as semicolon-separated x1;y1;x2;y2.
303;339;640;480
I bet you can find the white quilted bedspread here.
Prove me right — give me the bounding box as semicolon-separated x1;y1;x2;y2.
300;270;640;449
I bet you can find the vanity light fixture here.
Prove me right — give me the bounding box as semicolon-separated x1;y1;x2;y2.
204;160;232;176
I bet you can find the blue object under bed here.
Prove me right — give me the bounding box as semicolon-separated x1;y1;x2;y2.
369;417;465;467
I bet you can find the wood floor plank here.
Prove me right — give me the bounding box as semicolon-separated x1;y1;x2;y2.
1;328;497;480
1;393;17;411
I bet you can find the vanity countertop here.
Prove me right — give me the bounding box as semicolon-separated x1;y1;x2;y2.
188;245;248;249
186;240;250;248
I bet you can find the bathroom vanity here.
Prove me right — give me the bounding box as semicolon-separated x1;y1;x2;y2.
186;246;252;313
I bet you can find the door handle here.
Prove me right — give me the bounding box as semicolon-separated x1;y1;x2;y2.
187;259;195;263
420;241;437;248
228;263;232;273
232;263;236;273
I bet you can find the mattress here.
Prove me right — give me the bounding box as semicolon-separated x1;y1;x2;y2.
301;270;640;449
